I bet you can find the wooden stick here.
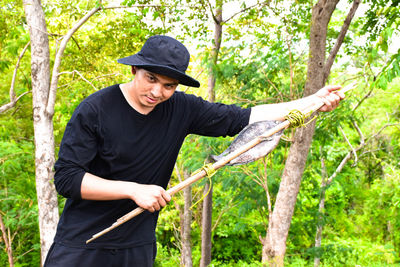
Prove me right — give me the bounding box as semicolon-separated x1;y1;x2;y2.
86;121;288;243
86;83;355;243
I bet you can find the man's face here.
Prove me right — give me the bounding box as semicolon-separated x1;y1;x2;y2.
130;67;179;113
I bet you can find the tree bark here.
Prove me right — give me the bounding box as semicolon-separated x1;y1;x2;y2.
263;120;318;266
23;2;104;264
180;171;193;267
23;0;59;264
262;0;339;265
200;182;213;267
200;2;223;266
206;0;222;103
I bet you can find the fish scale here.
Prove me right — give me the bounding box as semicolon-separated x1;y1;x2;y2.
211;120;284;166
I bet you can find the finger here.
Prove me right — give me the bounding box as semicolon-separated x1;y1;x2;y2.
334;90;346;99
158;197;167;208
334;94;341;105
324;85;342;92
318;86;344;112
162;191;171;202
318;97;335;112
320;96;332;109
328;93;340;105
153;202;161;211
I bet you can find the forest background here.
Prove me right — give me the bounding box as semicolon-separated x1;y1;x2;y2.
0;0;399;266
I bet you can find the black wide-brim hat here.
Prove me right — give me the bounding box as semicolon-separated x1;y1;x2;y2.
118;35;200;88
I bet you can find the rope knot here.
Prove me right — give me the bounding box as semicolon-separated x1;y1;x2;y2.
201;163;217;177
284;109;315;128
190;163;216;210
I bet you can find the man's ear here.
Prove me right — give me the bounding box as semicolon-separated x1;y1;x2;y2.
131;66;137;75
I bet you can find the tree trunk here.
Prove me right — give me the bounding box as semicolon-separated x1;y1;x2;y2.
180;171;193;267
263;120;318;266
200;182;213;267
23;0;59;264
23;1;104;263
33;114;59;265
262;0;339;265
200;2;223;266
314;154;328;267
206;0;222;103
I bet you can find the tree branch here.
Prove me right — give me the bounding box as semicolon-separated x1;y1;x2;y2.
0;91;31;114
326;122;399;185
10;41;30;100
323;0;361;82
211;198;235;232
103;4;163;10
46;5;102;116
287;36;295;99
366;123;399;142
0;41;31;114
223;1;267;24
45;3;168;117
91;72;124;81
352;120;365;145
174;164;183;183
261;69;286;102
339;126;358;165
0;214;14;267
352;87;374;112
58;70;98;91
202;0;217;24
262;158;273;221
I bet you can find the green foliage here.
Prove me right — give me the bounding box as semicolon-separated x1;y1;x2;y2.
373;52;400;90
211;211;262;263
1;0;400;265
0;7;37;258
362;0;400;44
308;238;398;266
0;133;40;266
154;241;181;266
158;1;400;265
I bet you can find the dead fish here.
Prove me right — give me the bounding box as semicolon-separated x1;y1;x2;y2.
211;120;283;166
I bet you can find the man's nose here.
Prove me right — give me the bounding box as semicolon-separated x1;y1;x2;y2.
150;83;163;98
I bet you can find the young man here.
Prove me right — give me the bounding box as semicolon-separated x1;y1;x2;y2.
44;35;344;266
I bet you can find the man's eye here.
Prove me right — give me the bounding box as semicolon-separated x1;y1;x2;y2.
166;84;176;90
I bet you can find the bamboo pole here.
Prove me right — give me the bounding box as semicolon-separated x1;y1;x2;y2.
86;83;355;244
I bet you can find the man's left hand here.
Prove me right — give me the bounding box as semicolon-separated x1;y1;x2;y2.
315;85;345;112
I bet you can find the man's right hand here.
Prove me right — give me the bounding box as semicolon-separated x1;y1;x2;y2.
81;173;171;212
128;183;171;212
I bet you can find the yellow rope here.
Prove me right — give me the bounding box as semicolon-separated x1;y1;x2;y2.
200;163;217;178
190;163;216;210
188;110;314;209
284;109;316;128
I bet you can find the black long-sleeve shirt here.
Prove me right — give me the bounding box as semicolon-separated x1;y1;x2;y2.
53;84;250;248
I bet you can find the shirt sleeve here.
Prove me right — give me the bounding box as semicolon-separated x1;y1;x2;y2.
185;94;251;137
54;102;99;200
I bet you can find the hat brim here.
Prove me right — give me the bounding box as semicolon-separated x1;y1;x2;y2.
118;55;200;88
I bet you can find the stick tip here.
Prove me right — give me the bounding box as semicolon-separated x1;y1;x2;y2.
340;82;357;94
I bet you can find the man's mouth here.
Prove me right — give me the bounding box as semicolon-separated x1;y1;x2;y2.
145;96;158;104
